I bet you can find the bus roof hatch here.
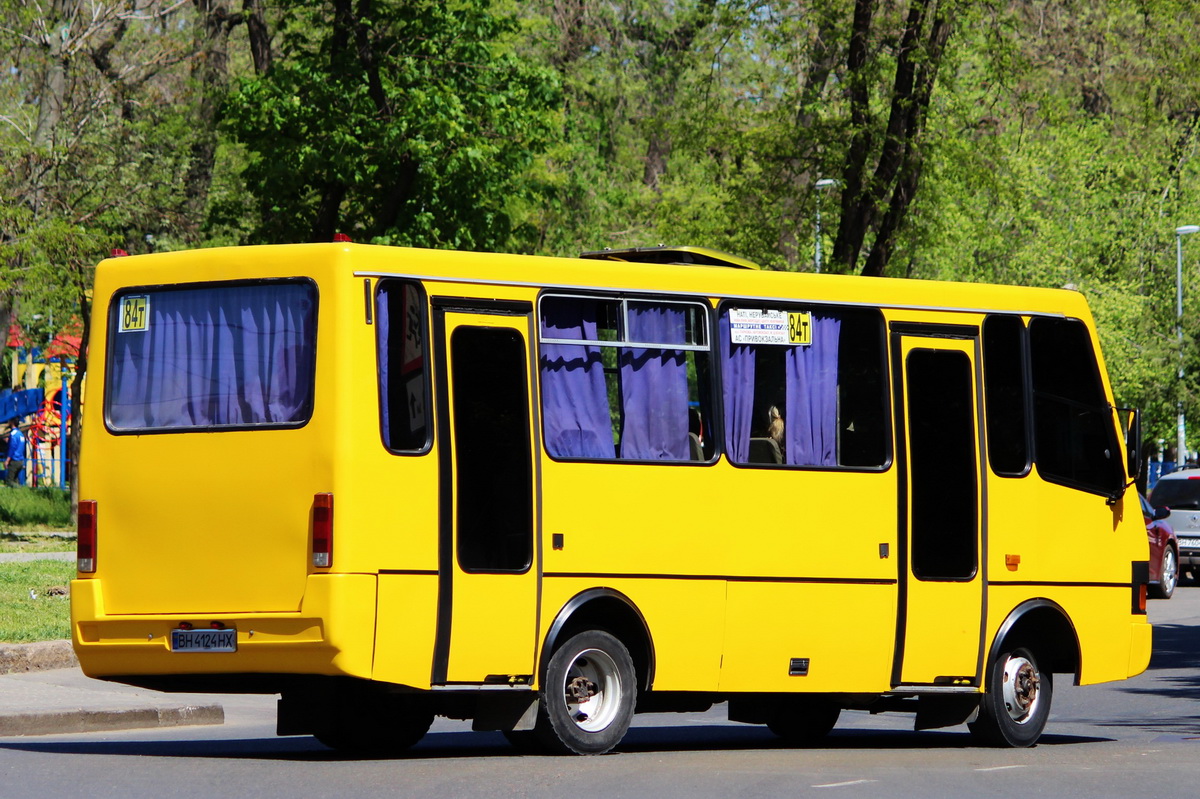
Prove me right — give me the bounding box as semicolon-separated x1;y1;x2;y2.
579;245;760;270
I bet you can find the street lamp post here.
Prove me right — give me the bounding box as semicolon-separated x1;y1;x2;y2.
1176;224;1200;469
814;178;836;272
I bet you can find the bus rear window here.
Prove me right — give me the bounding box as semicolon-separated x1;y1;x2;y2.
105;281;317;432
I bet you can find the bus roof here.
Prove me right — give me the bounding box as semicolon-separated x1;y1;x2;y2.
96;242;1090;321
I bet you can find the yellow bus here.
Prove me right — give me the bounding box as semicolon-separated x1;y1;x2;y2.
72;242;1151;755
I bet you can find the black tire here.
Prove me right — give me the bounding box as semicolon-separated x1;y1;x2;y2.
314;694;433;757
766;696;841;746
1150;546;1178;599
533;629;637;755
968;646;1052;747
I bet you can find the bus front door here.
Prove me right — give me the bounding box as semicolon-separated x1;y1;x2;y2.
432;305;541;685
892;331;986;687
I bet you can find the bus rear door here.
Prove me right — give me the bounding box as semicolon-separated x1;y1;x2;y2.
431;301;541;685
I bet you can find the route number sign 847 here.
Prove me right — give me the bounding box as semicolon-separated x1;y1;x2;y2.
119;295;149;332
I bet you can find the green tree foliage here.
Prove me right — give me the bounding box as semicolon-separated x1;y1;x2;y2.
220;0;562;250
0;0;212;512
905;0;1200;440
8;0;1200;455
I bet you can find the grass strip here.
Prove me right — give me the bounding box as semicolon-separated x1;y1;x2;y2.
0;532;75;553
0;486;73;531
0;560;75;643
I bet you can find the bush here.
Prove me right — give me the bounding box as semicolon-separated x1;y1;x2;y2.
0;487;73;530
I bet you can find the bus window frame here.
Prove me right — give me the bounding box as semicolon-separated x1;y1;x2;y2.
1027;315;1126;499
535;289;719;466
981;314;1034;479
374;277;433;456
103;277;319;436
715;298;893;474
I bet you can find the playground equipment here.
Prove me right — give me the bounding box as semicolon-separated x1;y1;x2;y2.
7;324;77;489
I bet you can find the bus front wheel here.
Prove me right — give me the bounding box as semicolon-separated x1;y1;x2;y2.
968;646;1052;747
535;630;636;755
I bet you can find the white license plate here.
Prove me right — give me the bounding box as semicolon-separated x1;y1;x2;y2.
170;628;236;653
1178;538;1200;550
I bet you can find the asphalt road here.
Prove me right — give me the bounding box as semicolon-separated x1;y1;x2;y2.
1;590;1198;799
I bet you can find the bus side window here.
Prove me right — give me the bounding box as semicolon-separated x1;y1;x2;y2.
538;295;713;463
376;279;431;452
719;305;887;469
982;315;1031;476
1029;317;1124;495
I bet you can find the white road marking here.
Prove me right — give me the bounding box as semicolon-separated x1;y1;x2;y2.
812;780;878;788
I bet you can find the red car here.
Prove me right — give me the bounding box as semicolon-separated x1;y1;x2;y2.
1142;493;1178;599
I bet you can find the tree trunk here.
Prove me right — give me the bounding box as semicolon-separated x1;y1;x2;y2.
831;0;955;277
631;0;719;192
68;288;90;525
243;0;272;75
184;0;237;238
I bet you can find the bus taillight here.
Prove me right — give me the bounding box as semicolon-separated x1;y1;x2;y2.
77;500;97;573
312;493;333;568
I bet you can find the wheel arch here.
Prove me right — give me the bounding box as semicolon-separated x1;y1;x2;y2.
987;599;1081;686
540;588;655;692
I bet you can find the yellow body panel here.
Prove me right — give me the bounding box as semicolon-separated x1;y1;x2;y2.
71;242;1150;703
720;582;896;692
373;574;439;687
539;577;726;691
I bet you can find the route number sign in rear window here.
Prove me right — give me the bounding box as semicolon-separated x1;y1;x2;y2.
119;295;149;332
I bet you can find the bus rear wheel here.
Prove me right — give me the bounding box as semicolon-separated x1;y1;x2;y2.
766;697;841;746
534;630;636;755
313;693;433;757
968;646;1052;747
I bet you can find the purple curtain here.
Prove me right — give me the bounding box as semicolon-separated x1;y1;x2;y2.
719;312;756;463
377;282;393;441
540;299;615;458
784;314;841;466
619;304;689;460
108;284;315;430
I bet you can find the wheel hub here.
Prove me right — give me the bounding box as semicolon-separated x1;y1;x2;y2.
1001;656;1041;723
566;674;599;703
561;648;622;733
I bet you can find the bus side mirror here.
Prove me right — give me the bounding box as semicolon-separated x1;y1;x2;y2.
1120;407;1142;482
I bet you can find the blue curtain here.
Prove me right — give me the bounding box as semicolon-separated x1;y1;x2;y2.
540;299;615;458
719;313;757;463
108;284;315;430
377;283;393;442
619;304;689;460
784;313;841;466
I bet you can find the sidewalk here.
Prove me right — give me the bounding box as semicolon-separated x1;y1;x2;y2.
0;661;224;737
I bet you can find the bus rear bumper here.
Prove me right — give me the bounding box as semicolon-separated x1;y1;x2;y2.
70;574;377;686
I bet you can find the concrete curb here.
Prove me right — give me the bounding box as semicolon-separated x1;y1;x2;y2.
0;640;78;675
0;642;228;737
0;703;225;737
